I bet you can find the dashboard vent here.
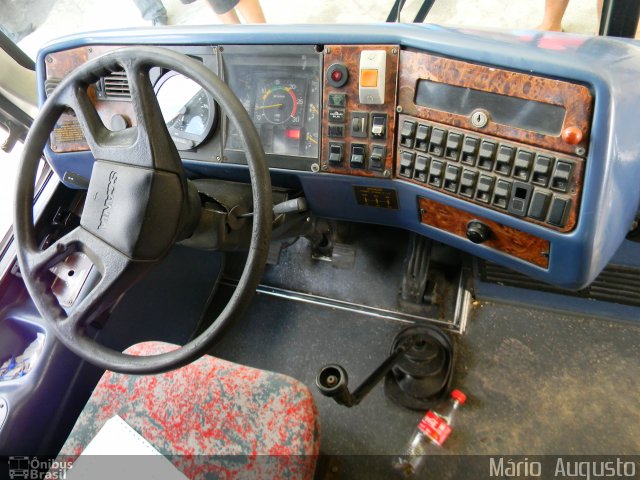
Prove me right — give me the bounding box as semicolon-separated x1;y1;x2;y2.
97;70;131;101
478;261;640;308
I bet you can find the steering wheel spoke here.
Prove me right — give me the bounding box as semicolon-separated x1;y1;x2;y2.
61;81;138;161
121;60;183;172
28;230;80;275
61;235;133;334
125;62;166;136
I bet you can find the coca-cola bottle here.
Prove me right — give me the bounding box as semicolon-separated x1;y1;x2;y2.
392;389;467;478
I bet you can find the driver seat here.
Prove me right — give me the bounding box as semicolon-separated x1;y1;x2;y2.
60;342;320;479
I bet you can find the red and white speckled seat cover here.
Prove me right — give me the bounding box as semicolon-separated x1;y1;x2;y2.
60;341;320;479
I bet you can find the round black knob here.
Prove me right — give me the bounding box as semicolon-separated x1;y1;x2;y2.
466;220;491;244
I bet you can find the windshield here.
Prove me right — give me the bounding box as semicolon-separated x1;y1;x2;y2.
5;0;608;60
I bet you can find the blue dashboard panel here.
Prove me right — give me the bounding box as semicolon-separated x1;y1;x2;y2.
35;24;640;289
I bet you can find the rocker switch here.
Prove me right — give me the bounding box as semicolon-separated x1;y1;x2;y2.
368;145;386;170
371;114;387;139
328;143;344;164
359;50;386;104
350;144;366;168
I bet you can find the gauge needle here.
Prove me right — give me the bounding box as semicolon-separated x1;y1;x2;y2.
256;104;284;110
306;134;318;144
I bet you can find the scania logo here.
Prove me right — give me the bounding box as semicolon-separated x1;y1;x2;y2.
97;171;118;230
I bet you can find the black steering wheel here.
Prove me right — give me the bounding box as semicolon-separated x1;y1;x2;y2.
14;46;272;374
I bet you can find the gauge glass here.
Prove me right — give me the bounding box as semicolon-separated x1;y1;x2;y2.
254;79;305;126
155;73;216;150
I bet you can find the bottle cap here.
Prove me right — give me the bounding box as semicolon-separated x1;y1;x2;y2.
450;389;466;404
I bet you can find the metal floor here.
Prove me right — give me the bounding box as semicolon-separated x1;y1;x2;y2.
100;225;640;479
208;228;640;479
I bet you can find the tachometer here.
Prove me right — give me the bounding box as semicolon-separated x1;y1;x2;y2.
254;79;305;126
155;71;217;151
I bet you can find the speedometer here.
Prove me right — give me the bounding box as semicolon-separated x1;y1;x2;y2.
155;71;217;151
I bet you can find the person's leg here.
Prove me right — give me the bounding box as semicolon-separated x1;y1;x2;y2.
206;0;241;23
218;9;241;23
596;0;604;31
536;0;570;31
235;0;266;23
132;0;168;25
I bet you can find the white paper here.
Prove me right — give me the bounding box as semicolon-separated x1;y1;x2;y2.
65;415;189;480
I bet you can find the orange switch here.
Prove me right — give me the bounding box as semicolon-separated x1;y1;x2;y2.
360;69;378;88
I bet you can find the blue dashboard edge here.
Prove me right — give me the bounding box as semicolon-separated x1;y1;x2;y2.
35;24;640;289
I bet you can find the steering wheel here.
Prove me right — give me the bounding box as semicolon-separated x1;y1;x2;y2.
13;46;272;374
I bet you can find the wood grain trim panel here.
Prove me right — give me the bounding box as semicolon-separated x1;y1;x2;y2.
418;197;550;268
45;46;136;153
399;49;593;156
320;45;399;177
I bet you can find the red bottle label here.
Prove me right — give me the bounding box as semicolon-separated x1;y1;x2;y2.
417;411;452;446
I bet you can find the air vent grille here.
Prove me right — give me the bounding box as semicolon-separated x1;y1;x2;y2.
478;261;640;307
98;70;131;100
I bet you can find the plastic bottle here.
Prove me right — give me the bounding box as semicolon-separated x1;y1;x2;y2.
392;389;467;478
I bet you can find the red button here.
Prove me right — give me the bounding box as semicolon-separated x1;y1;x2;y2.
561;126;583;145
331;69;343;82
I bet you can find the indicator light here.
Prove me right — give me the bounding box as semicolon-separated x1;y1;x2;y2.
360;69;378;87
286;128;301;140
331;69;343;83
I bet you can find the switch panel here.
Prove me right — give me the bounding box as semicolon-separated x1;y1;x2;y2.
359;50;386;104
396;114;584;232
321;45;399;178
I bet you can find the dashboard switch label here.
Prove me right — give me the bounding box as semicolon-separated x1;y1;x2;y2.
353;186;399;209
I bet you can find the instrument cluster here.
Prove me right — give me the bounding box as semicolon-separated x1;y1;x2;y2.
224;47;322;160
